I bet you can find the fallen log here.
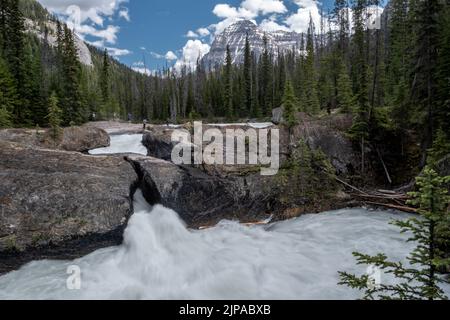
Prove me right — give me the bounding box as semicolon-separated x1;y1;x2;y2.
364;201;418;214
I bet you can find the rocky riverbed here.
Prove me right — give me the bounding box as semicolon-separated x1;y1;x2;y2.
0;118;381;274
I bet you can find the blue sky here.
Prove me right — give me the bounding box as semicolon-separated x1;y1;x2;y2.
36;0;382;72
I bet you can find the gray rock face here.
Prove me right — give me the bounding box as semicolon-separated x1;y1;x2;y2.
125;156;273;227
59;126;110;152
272;107;284;125
202;20;303;68
142;129;179;160
0;141;135;274
0;126;110;153
291;115;358;176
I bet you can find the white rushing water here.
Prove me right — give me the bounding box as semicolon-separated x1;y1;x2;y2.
2;133;448;300
2;191;448;300
89;134;147;156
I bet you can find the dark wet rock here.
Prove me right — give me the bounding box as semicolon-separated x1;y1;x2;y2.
0;141;135;274
125;155;274;227
142;129;181;161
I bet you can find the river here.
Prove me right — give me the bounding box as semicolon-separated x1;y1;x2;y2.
0;134;448;300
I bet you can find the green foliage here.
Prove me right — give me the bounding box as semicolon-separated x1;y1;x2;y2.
46;91;62;144
428;129;450;166
278;139;337;205
282;79;298;128
0;105;12;128
339;167;450;300
0;56;15;127
224;45;233;120
337;63;356;113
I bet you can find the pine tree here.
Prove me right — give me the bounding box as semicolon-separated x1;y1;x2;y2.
436;3;450;137
0;56;15;128
339;167;450;300
282;79;298;129
260;34;273;116
350;0;371;174
428;129;450;166
411;0;442;164
224;45;233;119
304;15;320;115
186;72;195;117
243;34;252;114
6;0;29;125
47;91;62;146
337;62;356;113
100;49;110;116
60;25;84;125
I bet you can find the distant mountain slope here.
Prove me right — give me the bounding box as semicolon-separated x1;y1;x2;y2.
20;0;93;66
202;20;304;67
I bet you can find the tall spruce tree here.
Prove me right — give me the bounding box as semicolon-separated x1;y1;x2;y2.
337;62;356;113
100;49;111;117
304;15;320;115
282;79;298;129
243;34;252;114
224;45;233;119
0;56;15;128
47;91;62;146
60;25;84;125
350;0;371;174
260;34;273;116
411;0;442;165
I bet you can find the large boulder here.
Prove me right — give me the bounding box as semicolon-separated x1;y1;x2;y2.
125;155;274;227
272;107;284;125
59;126;110;152
0;126;110;153
142;128;181;160
0;141;135;274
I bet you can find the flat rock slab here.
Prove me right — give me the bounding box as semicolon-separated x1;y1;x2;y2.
0;141;136;274
0;126;110;153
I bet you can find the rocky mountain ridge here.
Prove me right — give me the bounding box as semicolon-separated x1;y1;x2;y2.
202;20;304;67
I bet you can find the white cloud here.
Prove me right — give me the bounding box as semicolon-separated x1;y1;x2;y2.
165;51;178;61
285;0;321;34
119;8;130;22
185;30;199;38
174;40;210;71
197;27;211;37
107;47;132;57
210;0;287;35
150;51;165;59
259;15;290;32
241;0;287;16
37;0;127;25
132;67;153;76
38;0;129;47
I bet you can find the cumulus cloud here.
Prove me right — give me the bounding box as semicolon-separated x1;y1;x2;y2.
174;40;210;71
259;15;290;32
106;47;132;57
210;0;287;34
37;0;129;50
119;8;130;22
241;0;287;16
285;0;321;34
38;0;127;25
197;27;211;37
165;51;178;61
185;30;199;38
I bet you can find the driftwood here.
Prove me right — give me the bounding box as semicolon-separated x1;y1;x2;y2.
364;202;418;214
335;177;417;214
